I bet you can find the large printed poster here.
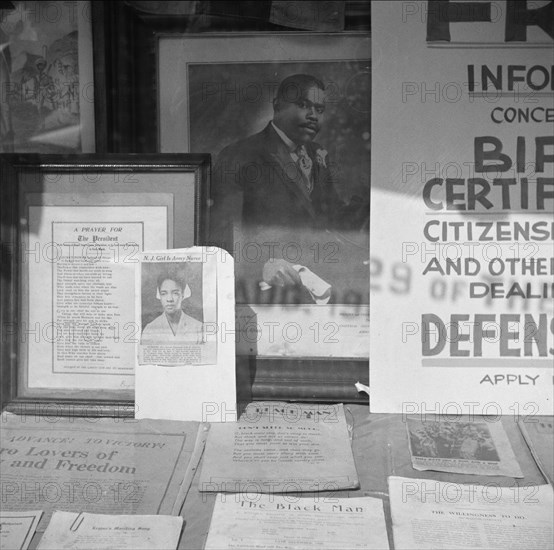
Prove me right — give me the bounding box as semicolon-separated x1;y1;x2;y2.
370;1;553;414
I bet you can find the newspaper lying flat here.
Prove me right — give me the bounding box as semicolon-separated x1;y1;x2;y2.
0;413;207;530
204;493;389;550
37;511;183;550
389;476;554;550
199;402;359;493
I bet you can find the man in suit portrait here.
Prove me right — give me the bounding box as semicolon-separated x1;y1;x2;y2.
141;270;204;344
208;73;368;304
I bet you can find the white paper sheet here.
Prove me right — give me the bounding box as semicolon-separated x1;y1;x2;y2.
389;476;554;550
204;494;389;550
37;511;182;550
24;197;168;391
199;402;359;492
135;247;237;422
370;1;554;414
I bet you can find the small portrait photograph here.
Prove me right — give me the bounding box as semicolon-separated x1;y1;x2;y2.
140;262;204;344
407;419;500;462
189;60;370;305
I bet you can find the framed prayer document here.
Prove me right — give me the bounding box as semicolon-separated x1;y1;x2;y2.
0;154;209;415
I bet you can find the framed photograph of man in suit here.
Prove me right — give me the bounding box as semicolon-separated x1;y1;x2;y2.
158;33;370;392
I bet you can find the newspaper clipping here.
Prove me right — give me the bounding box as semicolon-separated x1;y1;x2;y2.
406;417;523;477
137;249;217;366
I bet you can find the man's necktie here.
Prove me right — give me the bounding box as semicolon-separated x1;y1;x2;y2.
295;145;313;194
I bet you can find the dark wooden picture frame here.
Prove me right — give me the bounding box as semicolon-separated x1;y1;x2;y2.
90;1;370;404
92;1;370;154
0;154;210;416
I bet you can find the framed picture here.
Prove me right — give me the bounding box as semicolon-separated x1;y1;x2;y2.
158;32;370;401
0;1;98;153
96;2;370;153
0;154;209;415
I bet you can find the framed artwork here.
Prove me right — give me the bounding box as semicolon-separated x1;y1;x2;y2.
95;2;370;153
158;32;370;401
0;154;209;415
0;1;97;152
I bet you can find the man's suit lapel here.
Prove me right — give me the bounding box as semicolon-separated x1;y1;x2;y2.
264;124;317;220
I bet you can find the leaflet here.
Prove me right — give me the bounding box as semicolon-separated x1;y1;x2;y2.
204;494;389;550
199;402;359;492
389;476;554;550
37;511;182;550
